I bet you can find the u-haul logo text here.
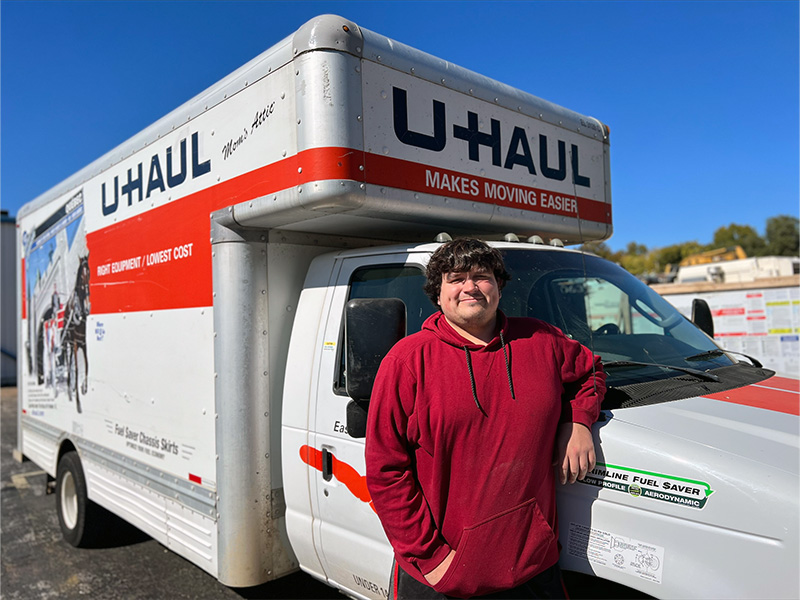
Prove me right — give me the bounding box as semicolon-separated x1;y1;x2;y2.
392;86;593;188
101;132;211;217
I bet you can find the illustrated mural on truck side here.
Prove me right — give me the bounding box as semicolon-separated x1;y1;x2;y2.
22;191;90;413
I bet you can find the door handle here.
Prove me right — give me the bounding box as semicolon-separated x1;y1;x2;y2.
321;448;333;482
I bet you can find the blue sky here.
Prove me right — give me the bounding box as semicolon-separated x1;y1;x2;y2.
2;0;797;252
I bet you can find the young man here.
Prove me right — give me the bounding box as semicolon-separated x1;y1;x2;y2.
365;238;606;599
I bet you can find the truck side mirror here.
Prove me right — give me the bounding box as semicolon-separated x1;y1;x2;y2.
692;298;714;338
344;298;406;438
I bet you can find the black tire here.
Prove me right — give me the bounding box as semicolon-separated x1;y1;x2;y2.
56;451;103;547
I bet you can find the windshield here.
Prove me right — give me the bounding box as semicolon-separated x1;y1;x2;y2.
498;249;737;387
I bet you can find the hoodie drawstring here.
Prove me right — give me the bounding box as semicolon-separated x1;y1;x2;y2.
463;333;515;415
463;347;487;416
500;331;516;400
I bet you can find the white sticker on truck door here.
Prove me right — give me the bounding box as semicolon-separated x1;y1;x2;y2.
568;523;664;584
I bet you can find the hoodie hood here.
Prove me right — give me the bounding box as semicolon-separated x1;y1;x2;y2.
422;310;516;414
422;310;509;350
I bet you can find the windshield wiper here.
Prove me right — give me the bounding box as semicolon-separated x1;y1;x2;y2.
684;349;725;361
603;360;720;382
685;349;762;368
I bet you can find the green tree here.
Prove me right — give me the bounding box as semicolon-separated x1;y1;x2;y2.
578;241;620;262
599;213;796;277
712;223;766;257
625;241;648;256
619;242;654;276
765;215;799;256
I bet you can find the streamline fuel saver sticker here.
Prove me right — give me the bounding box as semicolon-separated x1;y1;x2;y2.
579;462;715;509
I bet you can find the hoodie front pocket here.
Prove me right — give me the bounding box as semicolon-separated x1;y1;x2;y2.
433;497;556;599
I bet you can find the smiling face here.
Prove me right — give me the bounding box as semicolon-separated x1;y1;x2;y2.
438;266;501;343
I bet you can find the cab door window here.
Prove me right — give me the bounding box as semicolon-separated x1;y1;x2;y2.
335;264;432;393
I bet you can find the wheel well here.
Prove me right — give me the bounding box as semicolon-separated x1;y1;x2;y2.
47;440;79;492
57;440;78;466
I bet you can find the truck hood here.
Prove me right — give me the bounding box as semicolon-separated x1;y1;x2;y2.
608;380;799;476
561;376;799;599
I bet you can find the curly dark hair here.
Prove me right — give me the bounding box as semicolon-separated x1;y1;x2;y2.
424;238;511;306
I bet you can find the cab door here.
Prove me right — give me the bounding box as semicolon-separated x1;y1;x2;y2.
307;252;433;599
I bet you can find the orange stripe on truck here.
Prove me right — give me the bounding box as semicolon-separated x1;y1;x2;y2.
86;147;363;314
300;445;375;512
85;147;612;315
703;376;800;416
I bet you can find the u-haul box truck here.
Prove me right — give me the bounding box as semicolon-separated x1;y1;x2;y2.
16;15;798;599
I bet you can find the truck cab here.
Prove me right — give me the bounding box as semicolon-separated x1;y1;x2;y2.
283;238;798;600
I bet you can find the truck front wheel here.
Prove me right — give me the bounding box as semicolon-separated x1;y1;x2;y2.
56;451;103;547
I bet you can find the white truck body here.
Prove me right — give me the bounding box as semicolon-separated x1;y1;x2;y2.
15;15;798;599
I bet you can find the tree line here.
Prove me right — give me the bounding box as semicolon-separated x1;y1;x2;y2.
580;214;799;277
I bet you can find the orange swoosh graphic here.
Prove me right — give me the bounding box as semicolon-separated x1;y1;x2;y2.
300;445;375;512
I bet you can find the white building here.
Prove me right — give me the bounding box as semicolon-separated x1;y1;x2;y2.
1;210;17;385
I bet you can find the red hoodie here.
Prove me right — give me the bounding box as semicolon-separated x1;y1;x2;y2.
365;311;605;598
